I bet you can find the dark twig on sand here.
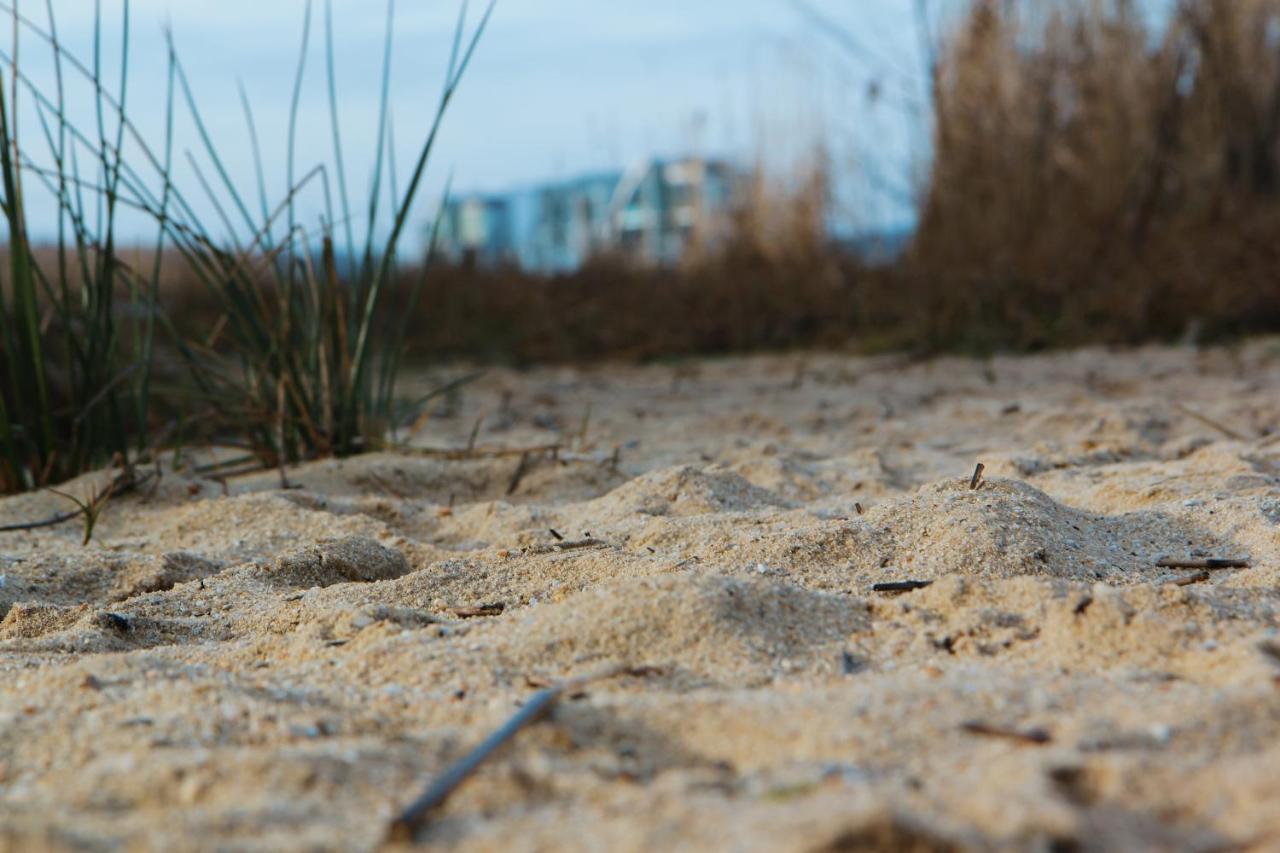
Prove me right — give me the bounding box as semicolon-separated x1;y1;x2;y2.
506;451;532;496
1155;557;1250;570
0;505;83;534
961;720;1052;745
523;539;610;556
386;663;633;843
969;462;985;490
872;580;934;593
466;414;485;453
363;472;407;500
396;443;562;462
451;603;505;619
1172;403;1250;442
1258;641;1280;666
841;651;865;675
0;468;151;536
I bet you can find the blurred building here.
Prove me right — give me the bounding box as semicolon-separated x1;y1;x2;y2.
430;157;746;273
432;194;516;268
611;158;742;266
524;171;622;273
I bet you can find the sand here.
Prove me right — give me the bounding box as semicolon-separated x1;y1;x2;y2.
2;342;1280;851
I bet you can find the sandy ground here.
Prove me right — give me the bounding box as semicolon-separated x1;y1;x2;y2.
3;343;1280;851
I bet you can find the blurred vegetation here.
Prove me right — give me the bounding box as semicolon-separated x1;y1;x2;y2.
906;0;1280;350
5;0;1280;496
286;0;1280;365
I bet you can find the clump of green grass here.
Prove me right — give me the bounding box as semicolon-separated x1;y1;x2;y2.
0;0;491;494
0;1;159;493
169;0;493;466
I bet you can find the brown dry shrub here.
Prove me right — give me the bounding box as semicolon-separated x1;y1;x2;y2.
159;1;1280;365
907;0;1280;350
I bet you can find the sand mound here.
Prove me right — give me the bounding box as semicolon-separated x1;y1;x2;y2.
585;464;793;519
485;574;867;683
110;551;228;601
0;602;86;640
112;491;394;567
267;535;411;588
849;477;1245;584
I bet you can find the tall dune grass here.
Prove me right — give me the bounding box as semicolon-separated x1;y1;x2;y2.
0;0;489;493
0;1;155;493
167;0;491;465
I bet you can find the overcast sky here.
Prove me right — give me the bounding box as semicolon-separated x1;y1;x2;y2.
17;0;929;249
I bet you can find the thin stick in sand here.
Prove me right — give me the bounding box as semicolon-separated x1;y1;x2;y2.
523;538;610;556
451;603;505;618
466;414;485;453
1155;557;1250;570
1258;641;1280;666
386;663;632;843
961;720;1052;745
0;468;151;535
363;472;407;500
873;580;934;593
969;462;985;490
1172;402;1250;442
506;451;532;496
396;443;562;461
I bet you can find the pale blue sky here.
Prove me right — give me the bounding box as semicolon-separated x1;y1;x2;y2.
19;1;929;247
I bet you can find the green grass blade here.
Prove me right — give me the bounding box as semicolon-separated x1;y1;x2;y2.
286;0;313;273
237;79;272;241
360;0;396;278
0;18;55;469
346;1;494;431
169;44;258;242
324;0;355;278
377;173;452;413
138;39;177;450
